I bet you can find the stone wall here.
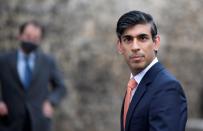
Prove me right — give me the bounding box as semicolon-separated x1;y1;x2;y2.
0;0;203;131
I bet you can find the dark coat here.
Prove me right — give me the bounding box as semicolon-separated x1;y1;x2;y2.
0;50;66;131
121;62;187;131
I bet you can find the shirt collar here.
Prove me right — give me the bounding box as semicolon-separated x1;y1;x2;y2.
18;49;36;60
131;57;158;84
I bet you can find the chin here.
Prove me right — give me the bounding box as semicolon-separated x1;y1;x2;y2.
129;61;148;73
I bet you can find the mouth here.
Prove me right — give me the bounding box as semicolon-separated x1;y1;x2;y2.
129;55;144;62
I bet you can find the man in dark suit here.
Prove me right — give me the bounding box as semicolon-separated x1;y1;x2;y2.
0;20;66;131
116;10;187;131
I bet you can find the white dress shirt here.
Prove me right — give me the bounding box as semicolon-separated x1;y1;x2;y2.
17;49;35;84
130;57;158;100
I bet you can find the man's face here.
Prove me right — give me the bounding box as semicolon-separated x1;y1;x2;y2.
117;24;160;75
18;24;42;45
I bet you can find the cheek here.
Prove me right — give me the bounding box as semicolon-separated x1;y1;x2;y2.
122;49;132;61
123;52;129;61
144;45;155;56
20;35;27;40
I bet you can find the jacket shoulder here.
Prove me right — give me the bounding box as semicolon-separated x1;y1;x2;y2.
157;68;180;84
37;51;57;65
0;50;17;62
152;67;184;94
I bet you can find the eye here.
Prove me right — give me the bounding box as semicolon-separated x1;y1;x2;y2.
138;34;149;42
122;36;133;44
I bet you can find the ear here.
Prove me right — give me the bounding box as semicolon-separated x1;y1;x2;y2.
153;35;160;52
116;39;124;54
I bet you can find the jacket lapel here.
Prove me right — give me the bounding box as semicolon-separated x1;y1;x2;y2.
125;81;147;131
29;51;42;89
9;51;25;91
125;62;164;131
121;93;125;131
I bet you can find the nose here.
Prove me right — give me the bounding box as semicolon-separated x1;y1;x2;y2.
26;34;40;43
131;39;140;51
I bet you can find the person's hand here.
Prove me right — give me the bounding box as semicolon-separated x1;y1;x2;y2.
0;101;8;116
43;101;54;118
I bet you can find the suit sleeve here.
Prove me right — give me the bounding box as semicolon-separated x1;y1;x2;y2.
149;81;187;131
0;54;3;101
48;57;67;106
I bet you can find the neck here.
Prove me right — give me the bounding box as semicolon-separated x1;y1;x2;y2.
131;57;157;76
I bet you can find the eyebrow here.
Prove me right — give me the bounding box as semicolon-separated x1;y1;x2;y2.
121;35;132;39
122;33;150;38
137;33;150;38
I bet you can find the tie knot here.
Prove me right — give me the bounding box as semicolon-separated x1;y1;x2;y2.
24;55;29;62
128;79;137;90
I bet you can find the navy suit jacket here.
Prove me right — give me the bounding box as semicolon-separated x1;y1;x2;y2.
121;62;187;131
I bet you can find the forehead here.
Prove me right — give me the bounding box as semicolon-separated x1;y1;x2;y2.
23;24;42;35
123;24;151;37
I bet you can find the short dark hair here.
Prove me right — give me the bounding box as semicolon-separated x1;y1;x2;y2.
116;10;158;41
19;20;45;38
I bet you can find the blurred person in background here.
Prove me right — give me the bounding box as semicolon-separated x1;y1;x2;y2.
0;20;66;131
116;10;187;131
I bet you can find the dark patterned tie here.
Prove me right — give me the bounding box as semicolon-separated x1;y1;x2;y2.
23;56;32;89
